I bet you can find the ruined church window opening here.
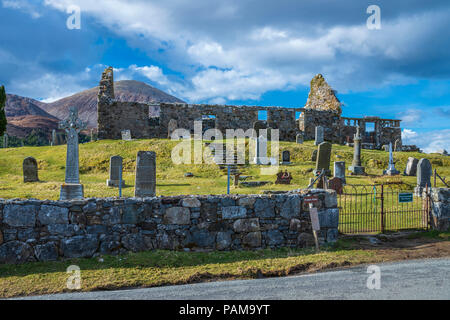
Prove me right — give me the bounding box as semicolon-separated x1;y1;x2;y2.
295;111;302;119
366;122;375;132
258;110;268;120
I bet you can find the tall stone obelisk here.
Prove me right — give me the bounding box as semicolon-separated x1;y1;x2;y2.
59;107;86;200
348;126;366;175
383;142;400;175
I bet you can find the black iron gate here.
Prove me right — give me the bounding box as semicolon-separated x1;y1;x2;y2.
338;183;430;234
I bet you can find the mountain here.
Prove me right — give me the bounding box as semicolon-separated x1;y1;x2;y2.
40;80;185;128
4;80;185;137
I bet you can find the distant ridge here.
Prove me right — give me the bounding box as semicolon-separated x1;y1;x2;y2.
4;80;185;137
40;80;185;128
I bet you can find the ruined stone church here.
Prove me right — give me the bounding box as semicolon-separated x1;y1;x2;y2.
97;67;402;149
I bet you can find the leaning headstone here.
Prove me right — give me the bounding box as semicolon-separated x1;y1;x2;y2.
333;161;346;184
296;133;303;144
107;155;125;187
315;142;332;175
23;157;39;182
167;119;178;138
348;126;366;175
415;158;432;196
383;142;400;176
59;107;86;200
121;130;132;141
135;151;156;197
281;150;291;165
314;126;324;146
404;157;419;176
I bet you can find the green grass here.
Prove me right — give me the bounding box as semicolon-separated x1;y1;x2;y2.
1;230;448;298
0;138;449;200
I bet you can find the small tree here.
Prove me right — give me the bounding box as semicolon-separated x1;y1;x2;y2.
0;85;7;137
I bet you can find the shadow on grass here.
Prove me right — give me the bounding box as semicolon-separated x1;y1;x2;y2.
0;247;318;278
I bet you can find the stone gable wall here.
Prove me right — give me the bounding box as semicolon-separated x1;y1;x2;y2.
0;190;339;264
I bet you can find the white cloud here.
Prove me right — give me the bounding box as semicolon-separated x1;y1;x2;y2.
2;0;42;18
402;128;450;153
37;0;450;102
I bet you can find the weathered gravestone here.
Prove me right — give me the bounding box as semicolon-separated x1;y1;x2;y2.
2;134;8;148
135;151;156;197
59;107;86;200
121;130;132;141
281;150;291;165
314;126;324;146
315;142;332;175
167;119;178;138
404;157;419;176
328;177;343;195
311;149;318;162
415;158;432;196
333;161;346;184
23;157;39;182
296;133;303;144
107;155;125;187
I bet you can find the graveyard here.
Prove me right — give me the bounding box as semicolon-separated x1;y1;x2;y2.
1;138;448;200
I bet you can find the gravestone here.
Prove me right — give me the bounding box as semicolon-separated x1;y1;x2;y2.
23;157;39;182
167;119;178;138
314;126;324;146
51;130;56;146
415;158;432;196
328;177;343;195
135;151;156;197
121;130;132;141
296;133;303;144
281;150;291;165
107;155;125;187
404;157;419;176
383;142;400;176
333;161;346;184
90;129;95;142
315;142;332;176
253;135;267;165
348;126;366;175
275;170;293;184
59;107;86;200
311;149;318;162
2;134;8;148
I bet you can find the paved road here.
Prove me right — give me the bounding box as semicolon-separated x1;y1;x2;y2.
14;258;450;300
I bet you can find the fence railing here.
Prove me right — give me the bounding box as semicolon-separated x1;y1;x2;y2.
338;183;429;234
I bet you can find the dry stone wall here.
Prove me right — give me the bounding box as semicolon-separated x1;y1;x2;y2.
0;190;339;264
430;188;450;231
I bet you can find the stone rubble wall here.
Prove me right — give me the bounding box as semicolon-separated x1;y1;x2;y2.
0;190;339;264
430;188;450;231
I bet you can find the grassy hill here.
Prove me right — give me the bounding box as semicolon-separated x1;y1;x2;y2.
0;139;448;200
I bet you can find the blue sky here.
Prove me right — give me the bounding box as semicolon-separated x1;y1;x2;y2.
0;0;449;152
